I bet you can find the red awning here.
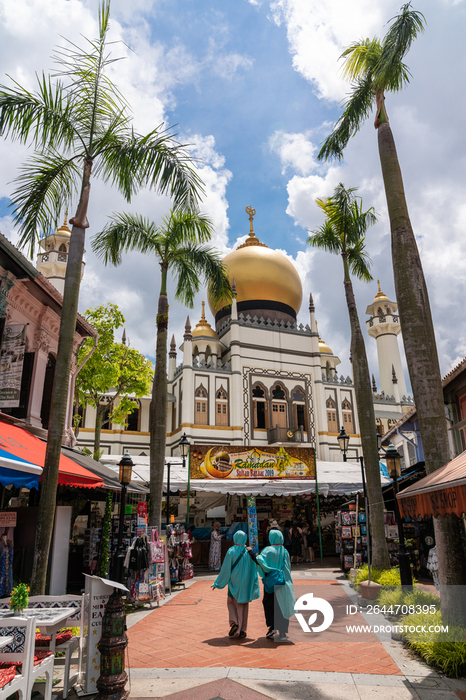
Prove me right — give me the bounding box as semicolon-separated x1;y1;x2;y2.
397;451;466;519
0;419;103;489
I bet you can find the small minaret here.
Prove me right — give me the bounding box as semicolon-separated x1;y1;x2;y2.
168;334;177;380
122;328;127;345
366;280;407;400
231;278;238;321
309;292;316;333
36;212;85;295
183;316;193;366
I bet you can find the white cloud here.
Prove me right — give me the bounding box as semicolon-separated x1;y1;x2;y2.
269;130;318;176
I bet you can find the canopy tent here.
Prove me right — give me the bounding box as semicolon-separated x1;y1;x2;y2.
397;451;466;519
100;455;390;497
0;448;42;489
0;419;103;489
62;447;148;494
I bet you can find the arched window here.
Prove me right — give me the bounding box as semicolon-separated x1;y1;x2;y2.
342;398;353;433
126;402;140;431
195;385;208;425
215;387;228;426
291;386;308;431
59;243;67;253
271;383;287;428
252;383;268;429
326;397;338;433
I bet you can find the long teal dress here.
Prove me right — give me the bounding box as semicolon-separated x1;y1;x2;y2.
255;529;296;620
212;530;260;603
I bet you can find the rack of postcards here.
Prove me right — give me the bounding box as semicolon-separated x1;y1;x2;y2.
166;524;194;589
83;504;103;574
335;507;368;570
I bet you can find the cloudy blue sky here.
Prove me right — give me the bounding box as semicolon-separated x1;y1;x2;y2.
1;0;465;390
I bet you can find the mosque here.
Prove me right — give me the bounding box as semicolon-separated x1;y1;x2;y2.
37;208;413;460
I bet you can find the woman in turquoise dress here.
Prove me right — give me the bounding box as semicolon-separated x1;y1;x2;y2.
211;530;260;638
248;528;296;641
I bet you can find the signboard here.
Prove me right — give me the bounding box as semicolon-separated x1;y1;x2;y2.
0;324;27;408
247;495;259;553
398;484;466;520
0;511;17;527
190;445;315;480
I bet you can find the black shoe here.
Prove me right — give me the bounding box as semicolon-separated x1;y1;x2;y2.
266;627;274;639
229;623;238;637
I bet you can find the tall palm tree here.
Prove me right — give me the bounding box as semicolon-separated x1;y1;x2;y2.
92;208;231;532
318;4;466;609
308;183;389;570
0;1;203;594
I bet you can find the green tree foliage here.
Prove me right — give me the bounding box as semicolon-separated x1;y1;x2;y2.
308;184;389;569
75;304;153;459
0;0;203;594
92;208;231;531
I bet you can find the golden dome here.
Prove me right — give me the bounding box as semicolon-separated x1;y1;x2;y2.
317;323;333;355
55;211;71;237
208;206;303;317
372;279;390;304
192;302;219;339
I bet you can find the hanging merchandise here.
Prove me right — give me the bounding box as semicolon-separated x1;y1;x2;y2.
180;558;194;581
166;524;192;588
0;525;14;596
149;529;165;563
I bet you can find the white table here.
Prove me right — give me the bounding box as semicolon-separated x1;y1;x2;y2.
21;608;76;653
0;636;13;649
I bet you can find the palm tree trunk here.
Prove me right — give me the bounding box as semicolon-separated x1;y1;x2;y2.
149;265;169;532
378;122;466;618
29;159;91;595
342;255;390;570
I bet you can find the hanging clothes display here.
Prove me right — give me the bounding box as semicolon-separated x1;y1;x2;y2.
0;528;13;596
167;524;193;586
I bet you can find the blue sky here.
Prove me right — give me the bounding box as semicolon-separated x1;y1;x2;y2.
1;0;466;390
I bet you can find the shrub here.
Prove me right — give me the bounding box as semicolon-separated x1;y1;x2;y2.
400;610;466;678
377;569;401;586
376;587;440;613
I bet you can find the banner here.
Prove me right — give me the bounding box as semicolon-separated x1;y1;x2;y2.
190;445;315;480
247;495;259;553
0;324;27;408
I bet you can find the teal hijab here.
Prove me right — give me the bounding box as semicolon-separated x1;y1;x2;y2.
212;530;260;604
255;529;296;619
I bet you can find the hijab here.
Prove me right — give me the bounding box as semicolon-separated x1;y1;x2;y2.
255;529;296;619
212;530;260;604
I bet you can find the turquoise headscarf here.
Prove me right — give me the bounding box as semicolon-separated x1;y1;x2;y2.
212;530;260;604
255;529;296;619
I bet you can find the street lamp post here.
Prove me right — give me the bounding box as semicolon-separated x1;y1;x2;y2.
337;427;350;462
179;433;191;524
113;452;134;583
165;462;171;528
384;442;413;588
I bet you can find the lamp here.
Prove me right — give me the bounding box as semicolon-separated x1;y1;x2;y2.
119;451;133;485
113;452;134;583
376;430;383;454
337;427;350;461
385;443;401;478
179;433;191;525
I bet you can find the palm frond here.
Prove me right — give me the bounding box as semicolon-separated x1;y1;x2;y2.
0;76;83;152
91;212;159;265
162;208;214;249
347;238;373;282
340;38;381;82
171;244;231;307
10;150;82;256
307;221;343;255
317;74;374;161
374;3;425;92
98;128;204;206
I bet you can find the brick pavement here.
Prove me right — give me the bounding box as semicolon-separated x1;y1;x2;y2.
126;580;401;675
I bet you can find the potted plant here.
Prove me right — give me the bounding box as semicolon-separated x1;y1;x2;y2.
10;583;29;613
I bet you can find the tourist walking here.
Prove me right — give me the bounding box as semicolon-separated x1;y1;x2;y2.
289;521;303;564
212;530;260;638
248;529;296;642
209;521;222;571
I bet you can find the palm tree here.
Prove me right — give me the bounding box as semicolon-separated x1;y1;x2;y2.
92;208;231;532
0;1;203;594
318;3;466;607
308;183;389;570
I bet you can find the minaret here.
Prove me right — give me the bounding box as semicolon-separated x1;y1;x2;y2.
168;334;177;380
366;281;407;400
36;212;85;295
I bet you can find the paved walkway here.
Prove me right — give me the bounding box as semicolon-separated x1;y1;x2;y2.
122;566;466;700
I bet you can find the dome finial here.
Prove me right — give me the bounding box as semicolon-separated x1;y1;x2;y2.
245;205;256;238
201;300;206;320
377;279;381;294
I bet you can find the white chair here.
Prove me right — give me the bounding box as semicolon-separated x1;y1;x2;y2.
0;615;55;700
0;594;86;699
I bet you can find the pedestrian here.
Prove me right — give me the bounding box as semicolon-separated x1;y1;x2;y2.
267;519;282;536
283;520;292;555
248;529;296;642
261;518;269;548
289;521;303;564
302;522;316;563
209;521;222;571
211;530;260;639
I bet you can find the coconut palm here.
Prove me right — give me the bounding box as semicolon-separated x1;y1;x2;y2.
318;4;466;607
308;183;389;569
92;208;231;531
0;1;203;594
